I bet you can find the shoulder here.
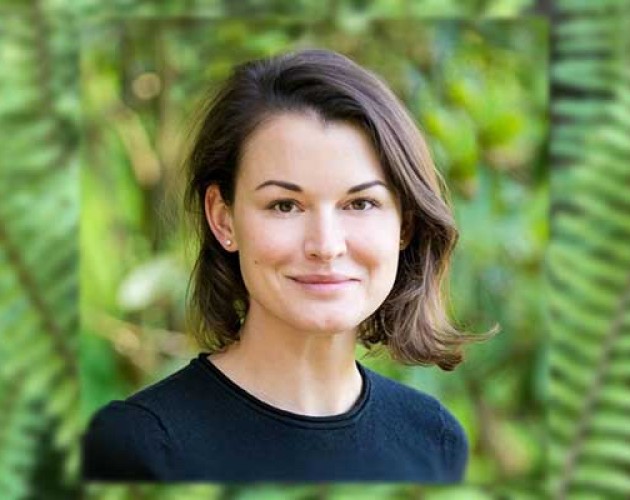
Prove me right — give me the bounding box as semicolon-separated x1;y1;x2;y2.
364;365;444;421
123;360;204;413
82;400;173;481
437;401;469;481
82;360;204;481
363;365;469;482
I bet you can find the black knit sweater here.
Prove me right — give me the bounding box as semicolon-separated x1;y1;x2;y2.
82;353;468;482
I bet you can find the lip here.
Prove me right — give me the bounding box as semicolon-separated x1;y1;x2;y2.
289;274;357;284
288;274;358;294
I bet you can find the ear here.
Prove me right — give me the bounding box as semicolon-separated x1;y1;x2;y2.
400;210;414;250
204;184;238;252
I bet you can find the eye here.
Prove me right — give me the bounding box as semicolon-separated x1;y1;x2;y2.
268;199;300;213
347;198;380;211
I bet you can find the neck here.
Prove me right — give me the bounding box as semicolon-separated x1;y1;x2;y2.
208;313;363;417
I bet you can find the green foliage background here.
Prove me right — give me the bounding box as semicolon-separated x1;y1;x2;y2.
0;0;628;499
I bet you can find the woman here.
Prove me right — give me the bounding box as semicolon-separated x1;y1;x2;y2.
83;48;485;483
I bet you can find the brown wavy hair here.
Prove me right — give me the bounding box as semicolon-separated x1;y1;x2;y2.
184;48;492;371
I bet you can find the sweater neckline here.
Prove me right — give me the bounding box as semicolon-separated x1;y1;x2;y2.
194;352;370;429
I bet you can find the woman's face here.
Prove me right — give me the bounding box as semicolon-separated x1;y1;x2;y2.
208;112;404;336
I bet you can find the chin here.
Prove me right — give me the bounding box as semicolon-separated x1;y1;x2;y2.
290;315;361;335
293;301;377;333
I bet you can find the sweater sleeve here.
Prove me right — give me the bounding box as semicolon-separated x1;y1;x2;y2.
439;405;469;483
82;401;173;481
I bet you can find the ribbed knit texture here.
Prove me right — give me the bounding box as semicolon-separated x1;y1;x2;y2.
82;353;468;482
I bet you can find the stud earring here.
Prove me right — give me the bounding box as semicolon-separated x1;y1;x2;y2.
225;239;232;246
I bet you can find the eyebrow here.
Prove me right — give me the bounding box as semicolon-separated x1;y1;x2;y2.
255;180;389;194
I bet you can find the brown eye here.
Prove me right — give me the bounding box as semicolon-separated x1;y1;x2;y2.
269;200;299;213
348;198;379;211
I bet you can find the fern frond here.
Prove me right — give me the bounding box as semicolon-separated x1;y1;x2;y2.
0;376;47;500
0;3;80;497
548;13;630;493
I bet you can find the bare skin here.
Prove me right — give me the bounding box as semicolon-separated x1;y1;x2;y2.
208;317;363;416
204;112;403;416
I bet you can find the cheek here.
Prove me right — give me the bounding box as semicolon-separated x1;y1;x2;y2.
363;245;400;281
350;216;401;270
236;215;297;268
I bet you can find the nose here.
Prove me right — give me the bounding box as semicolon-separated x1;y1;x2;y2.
304;209;347;261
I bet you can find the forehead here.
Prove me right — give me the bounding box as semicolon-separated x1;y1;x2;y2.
237;112;387;190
